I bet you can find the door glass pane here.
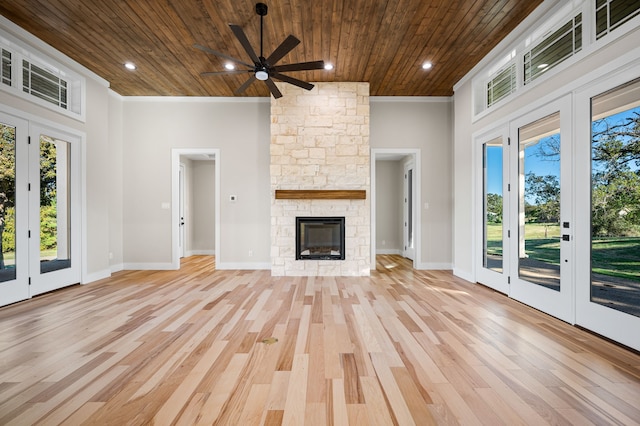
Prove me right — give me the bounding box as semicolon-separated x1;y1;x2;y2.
483;138;503;272
0;122;16;282
40;135;71;274
518;112;561;290
591;78;640;318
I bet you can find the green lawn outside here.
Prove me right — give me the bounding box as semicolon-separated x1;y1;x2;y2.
486;223;640;282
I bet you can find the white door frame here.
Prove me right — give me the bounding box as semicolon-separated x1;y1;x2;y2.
171;149;220;269
371;148;421;269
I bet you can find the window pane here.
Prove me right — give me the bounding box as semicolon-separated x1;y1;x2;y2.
0;122;17;282
596;0;640;39
483;140;503;272
40;135;71;274
1;49;11;86
524;15;581;85
518;113;561;290
591;78;640;318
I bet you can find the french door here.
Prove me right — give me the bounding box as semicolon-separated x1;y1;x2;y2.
0;112;80;307
476;128;509;294
508;95;573;323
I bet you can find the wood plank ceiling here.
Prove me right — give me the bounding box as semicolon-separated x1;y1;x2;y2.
0;0;544;97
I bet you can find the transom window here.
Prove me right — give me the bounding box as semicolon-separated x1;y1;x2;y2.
596;0;640;39
524;14;582;85
22;60;68;110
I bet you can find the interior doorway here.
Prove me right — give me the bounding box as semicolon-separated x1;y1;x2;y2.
371;149;421;269
171;149;220;269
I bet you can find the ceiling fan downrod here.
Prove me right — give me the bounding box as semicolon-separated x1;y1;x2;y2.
256;3;268;59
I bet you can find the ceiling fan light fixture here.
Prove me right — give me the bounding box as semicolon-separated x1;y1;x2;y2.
422;61;433;70
324;63;334;70
124;62;137;70
224;63;235;70
255;70;269;80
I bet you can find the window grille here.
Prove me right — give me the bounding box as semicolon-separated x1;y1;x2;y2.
523;14;582;85
1;49;10;87
596;0;640;39
22;60;68;109
487;63;516;108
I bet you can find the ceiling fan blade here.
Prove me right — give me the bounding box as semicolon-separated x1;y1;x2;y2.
273;60;326;73
193;44;253;69
201;70;253;76
229;24;260;64
266;35;300;66
265;78;283;98
271;72;314;91
235;75;257;95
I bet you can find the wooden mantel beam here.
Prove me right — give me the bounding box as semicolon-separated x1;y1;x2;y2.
275;190;366;200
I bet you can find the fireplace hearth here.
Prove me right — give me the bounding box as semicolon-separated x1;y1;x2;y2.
296;217;345;260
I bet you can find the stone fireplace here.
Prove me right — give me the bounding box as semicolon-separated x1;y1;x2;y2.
270;82;370;276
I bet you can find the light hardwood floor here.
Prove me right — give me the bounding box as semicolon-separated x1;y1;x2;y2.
0;255;639;425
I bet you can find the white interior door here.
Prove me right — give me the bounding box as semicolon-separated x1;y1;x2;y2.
0;112;30;306
403;159;415;260
475;128;510;294
179;163;185;258
508;95;573;323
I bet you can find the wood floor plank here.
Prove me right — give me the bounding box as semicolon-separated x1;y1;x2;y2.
0;255;638;425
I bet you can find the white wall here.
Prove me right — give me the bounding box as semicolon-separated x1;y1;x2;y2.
375;160;403;253
121;98;271;268
192;160;215;254
370;98;453;268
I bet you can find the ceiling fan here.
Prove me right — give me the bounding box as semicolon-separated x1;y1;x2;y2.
195;2;325;99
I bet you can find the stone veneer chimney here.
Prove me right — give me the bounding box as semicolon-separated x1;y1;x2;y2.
270;82;370;276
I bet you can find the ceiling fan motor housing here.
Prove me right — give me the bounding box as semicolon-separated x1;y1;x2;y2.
256;3;268;16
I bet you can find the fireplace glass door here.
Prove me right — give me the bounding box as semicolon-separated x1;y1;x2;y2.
296;217;345;260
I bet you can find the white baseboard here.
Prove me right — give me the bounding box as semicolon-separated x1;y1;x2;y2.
417;262;453;270
453;267;474;283
123;262;177;271
376;249;402;255
216;262;270;270
110;263;124;273
82;268;111;284
186;250;215;256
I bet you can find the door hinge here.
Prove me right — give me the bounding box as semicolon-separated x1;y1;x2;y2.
28;136;31;145
28;277;31;285
28;230;31;238
508;183;511;191
508;276;511;284
28;183;31;191
507;230;510;238
507;137;511;146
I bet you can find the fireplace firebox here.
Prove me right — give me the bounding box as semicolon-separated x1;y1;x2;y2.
296;217;345;260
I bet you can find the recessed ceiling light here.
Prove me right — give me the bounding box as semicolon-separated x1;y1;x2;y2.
324;63;334;70
422;62;433;70
124;62;136;71
225;63;235;70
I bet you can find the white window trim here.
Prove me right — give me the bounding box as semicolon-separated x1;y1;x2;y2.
470;0;640;122
0;18;87;122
